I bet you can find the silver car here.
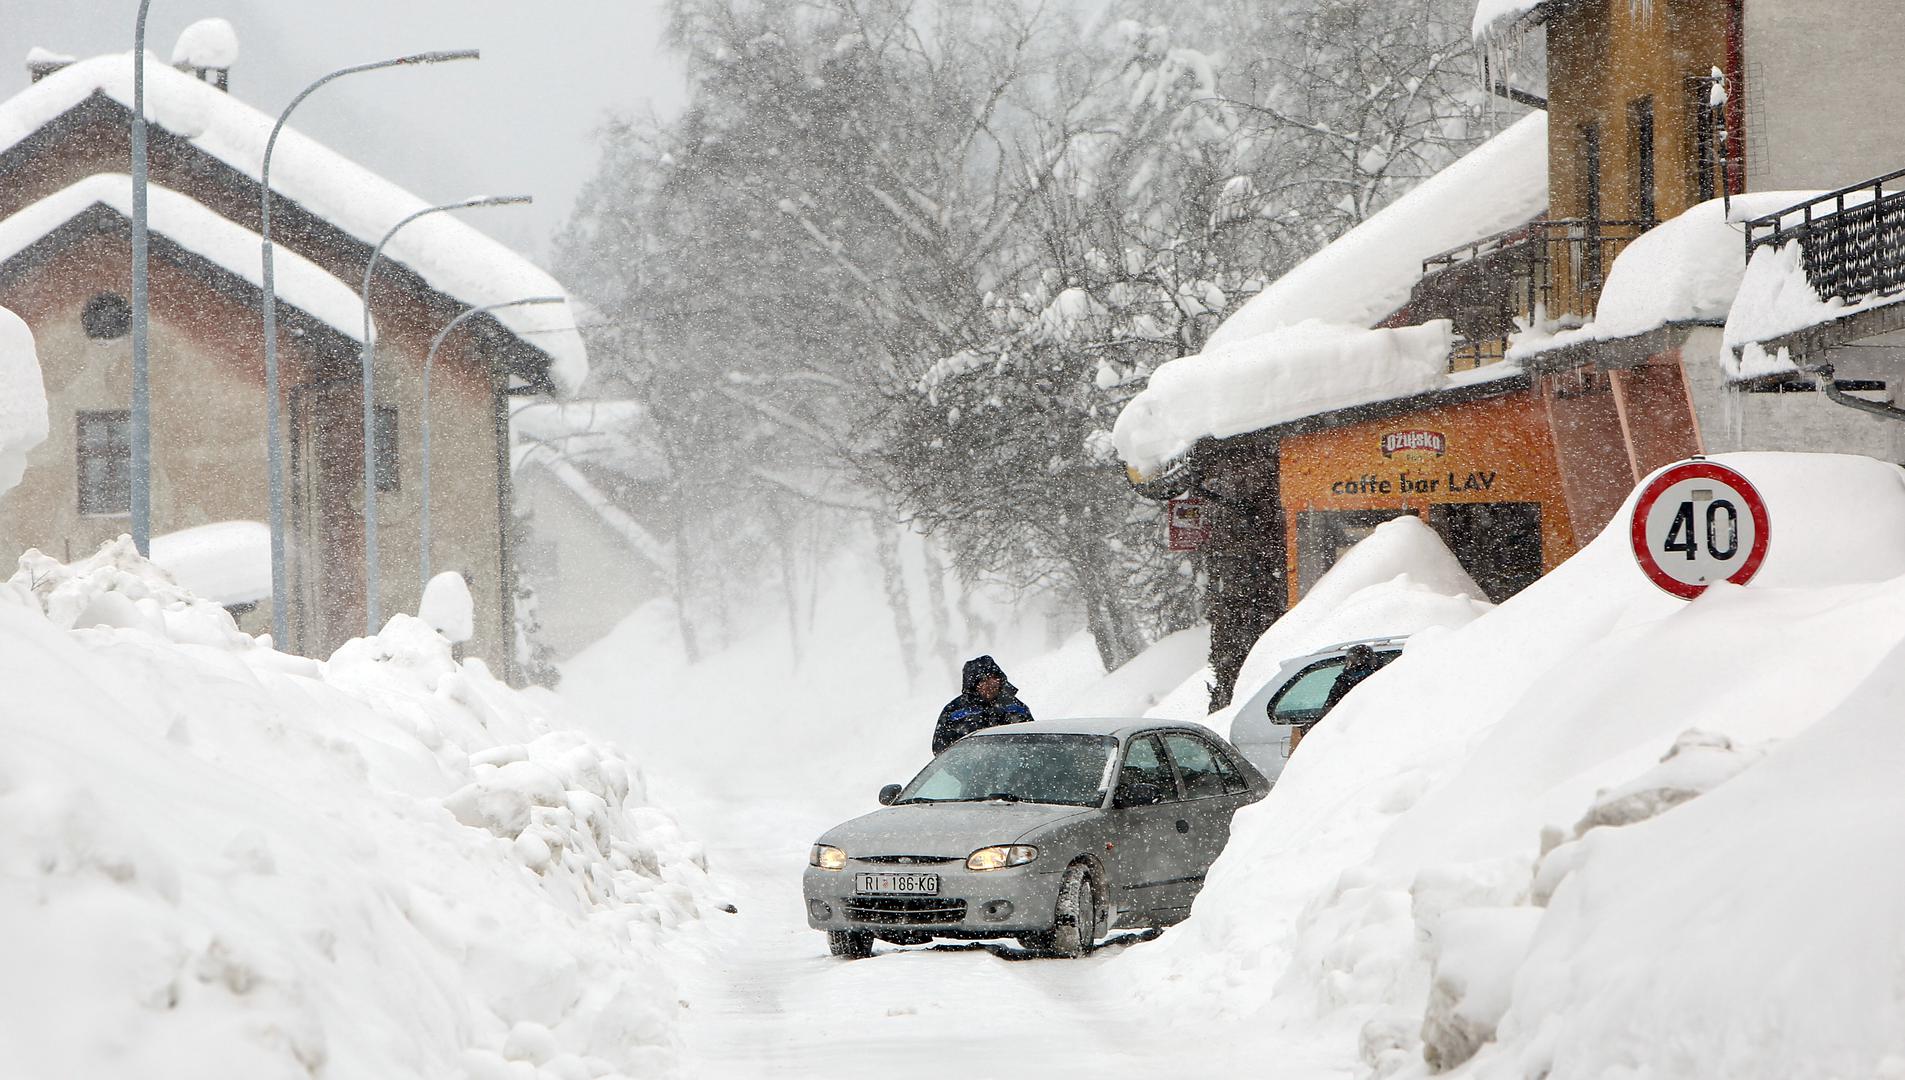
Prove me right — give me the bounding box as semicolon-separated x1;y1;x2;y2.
803;719;1269;959
1228;636;1406;780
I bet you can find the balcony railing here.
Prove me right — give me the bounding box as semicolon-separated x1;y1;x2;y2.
1744;167;1905;304
1412;218;1651;369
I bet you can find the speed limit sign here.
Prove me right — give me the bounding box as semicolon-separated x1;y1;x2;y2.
1629;458;1770;599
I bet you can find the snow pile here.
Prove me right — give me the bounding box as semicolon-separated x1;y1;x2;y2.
1471;0;1547;40
0;175;365;341
0;303;47;496
420;570;475;643
1723;231;1904;381
1205;113;1548;351
1113;319;1454;476
171;18;238;69
149;520;270;607
0;538;711;1078
1123;451;1905;1077
1511;192;1818;358
0;52;584;392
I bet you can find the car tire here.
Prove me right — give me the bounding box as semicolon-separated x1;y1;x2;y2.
827;930;874;960
1048;863;1095;959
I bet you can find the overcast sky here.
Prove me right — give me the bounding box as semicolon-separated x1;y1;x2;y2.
0;1;686;262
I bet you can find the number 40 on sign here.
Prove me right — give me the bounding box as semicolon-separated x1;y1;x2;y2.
1629;458;1771;599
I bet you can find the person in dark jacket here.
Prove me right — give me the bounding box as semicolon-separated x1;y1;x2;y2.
1322;645;1380;711
933;655;1034;754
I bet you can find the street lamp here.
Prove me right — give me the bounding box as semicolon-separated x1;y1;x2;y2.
129;0;155;556
257;47;477;651
359;193;531;633
418;295;561;588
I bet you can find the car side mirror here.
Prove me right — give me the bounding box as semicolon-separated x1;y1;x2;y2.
1113;780;1166;809
878;783;903;806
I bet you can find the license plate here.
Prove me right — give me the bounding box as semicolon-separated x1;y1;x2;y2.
854;872;940;895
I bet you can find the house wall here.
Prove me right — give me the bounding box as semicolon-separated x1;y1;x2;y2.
1744;1;1905;191
0;108;524;674
0;232;327;638
1679;327;1905;461
513;463;665;661
1547;0;1733;225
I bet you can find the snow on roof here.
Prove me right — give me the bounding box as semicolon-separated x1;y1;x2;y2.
170;19;237;69
510;399;666;477
1112;319;1456;476
0;304;48;497
1203;111;1549;352
149;520;270;606
0;174;365;343
1508;192;1824;360
25;47;76;66
1472;0;1549;40
1722;238;1905;382
0;52;585;393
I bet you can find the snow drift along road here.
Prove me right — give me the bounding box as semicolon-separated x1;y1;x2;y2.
0;539;711;1080
1123;451;1905;1078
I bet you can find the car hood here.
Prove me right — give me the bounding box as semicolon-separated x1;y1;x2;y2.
818;801;1096;858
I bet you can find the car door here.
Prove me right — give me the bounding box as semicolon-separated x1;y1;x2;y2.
1160;733;1257;907
1102;733;1191;927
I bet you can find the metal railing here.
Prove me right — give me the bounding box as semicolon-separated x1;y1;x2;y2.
1415;218;1650;369
1743;166;1905;304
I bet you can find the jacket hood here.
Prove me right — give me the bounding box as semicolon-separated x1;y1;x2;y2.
961;654;1009;695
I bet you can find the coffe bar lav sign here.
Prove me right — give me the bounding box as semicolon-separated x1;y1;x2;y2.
1629;458;1771;599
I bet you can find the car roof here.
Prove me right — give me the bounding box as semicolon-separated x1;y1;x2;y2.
967;717;1225;742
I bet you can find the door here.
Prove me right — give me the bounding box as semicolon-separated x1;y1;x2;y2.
1160;733;1254;907
1102;734;1193;927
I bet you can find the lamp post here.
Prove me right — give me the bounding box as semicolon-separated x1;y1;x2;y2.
418;296;561;588
129;0;154;555
258;48;477;652
359;194;531;634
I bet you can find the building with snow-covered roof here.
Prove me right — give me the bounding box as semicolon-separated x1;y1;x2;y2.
0;32;588;678
1115;0;1905;705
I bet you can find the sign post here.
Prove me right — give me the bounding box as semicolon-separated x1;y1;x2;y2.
1629;458;1770;599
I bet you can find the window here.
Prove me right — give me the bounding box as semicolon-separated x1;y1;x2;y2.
373;404;399;493
1630;97;1657;222
81;293;131;340
1268;661;1347;723
1115;735;1179;804
1163;734;1231;800
76;410;131;515
1690;77;1723;203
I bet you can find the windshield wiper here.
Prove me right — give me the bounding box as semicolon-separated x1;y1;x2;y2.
979;792;1021;803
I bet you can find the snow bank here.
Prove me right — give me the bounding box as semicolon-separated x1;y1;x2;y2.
0;303;47;496
0;175;365;341
1510;193;1819;360
0;538;710;1078
148;520;270;607
1122;451;1905;1076
171;18;237;69
420;570;475;644
1113;319;1454;476
1205;113;1548;351
0;52;585;392
1471;0;1547;40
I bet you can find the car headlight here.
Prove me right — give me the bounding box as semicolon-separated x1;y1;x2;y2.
966;845;1038;871
809;844;847;871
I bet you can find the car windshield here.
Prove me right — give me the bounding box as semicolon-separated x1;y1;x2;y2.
896;733;1118;808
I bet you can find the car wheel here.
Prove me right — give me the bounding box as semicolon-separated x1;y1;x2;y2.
1049;863;1095;959
827;930;874;960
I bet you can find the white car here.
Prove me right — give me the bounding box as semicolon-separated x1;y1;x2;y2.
1227;636;1407;780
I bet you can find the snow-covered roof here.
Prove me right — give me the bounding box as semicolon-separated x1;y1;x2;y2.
149;520;270;606
1472;0;1550;41
0;51;585;393
1112;320;1459;476
1203;111;1549;352
510;399;666;477
0;174;364;343
1509;192;1822;361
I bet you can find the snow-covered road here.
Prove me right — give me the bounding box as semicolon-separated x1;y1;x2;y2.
654;778;1186;1080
